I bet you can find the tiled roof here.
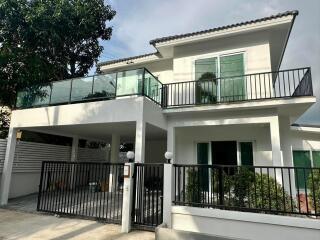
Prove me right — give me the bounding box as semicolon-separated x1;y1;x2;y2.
98;10;298;67
97;52;159;67
149;10;298;45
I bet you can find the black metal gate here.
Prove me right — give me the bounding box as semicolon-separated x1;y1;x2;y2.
131;163;164;229
37;161;124;223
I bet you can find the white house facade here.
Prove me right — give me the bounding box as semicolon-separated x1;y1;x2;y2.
0;10;319;239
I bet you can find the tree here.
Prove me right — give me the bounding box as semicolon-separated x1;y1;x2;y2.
0;0;115;137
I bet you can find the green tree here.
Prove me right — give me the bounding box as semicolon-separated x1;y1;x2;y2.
0;0;115;131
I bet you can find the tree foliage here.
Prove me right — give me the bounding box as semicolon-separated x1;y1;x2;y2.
0;0;116;108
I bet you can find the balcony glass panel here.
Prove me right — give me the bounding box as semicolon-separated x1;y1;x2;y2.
144;70;162;104
70;77;93;102
50;80;71;104
92;73;116;99
33;85;51;106
116;69;143;96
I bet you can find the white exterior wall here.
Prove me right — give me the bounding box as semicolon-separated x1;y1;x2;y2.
175;124;272;165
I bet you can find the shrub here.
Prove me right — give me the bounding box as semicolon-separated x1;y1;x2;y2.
307;169;320;214
248;173;294;212
186;169;203;204
232;167;255;207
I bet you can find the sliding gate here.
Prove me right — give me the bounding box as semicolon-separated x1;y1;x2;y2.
37;161;124;223
132;163;164;229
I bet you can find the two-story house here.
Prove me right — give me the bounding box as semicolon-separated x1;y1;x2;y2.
0;10;319;239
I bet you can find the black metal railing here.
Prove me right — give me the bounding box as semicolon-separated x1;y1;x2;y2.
132;163;164;228
37;161;124;223
163;67;313;107
173;164;320;217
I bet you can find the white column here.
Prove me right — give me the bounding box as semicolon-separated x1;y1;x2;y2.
270;117;282;167
167;125;175;163
163;163;173;228
121;163;134;233
110;134;120;163
270;116;283;184
71;136;79;162
0;128;18;205
109;134;120;192
70;136;79;189
135;121;145;163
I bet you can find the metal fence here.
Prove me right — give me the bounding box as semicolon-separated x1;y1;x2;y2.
37;161;124;223
132;163;164;229
173;164;320;217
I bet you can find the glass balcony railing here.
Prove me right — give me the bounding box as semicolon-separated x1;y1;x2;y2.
16;68;163;109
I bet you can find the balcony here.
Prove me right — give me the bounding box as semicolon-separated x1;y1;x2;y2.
16;68;162;109
16;67;313;109
162;67;313;108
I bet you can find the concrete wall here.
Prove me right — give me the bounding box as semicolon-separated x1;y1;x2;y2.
171;206;320;240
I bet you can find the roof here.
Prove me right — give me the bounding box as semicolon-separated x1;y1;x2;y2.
98;10;298;67
97;52;159;67
149;10;298;45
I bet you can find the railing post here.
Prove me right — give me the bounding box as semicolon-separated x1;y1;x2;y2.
163;163;173;228
121;162;134;233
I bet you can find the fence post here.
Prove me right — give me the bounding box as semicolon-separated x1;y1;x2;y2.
163;163;173;228
121;162;134;233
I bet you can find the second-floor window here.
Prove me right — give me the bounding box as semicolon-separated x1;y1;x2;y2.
195;53;245;103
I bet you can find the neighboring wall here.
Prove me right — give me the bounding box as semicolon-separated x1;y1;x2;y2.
0;140;109;198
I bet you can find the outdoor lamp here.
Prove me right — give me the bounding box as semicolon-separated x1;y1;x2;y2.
126;151;135;163
16;130;22;141
164;151;173;163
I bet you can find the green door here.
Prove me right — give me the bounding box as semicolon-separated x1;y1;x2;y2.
197;143;209;191
240;142;253;166
220;54;245;102
195;57;218;104
293;151;311;189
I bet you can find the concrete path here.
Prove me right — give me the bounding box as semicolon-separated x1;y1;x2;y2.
0;209;155;240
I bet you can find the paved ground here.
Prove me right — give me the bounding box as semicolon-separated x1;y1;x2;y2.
0;209;155;240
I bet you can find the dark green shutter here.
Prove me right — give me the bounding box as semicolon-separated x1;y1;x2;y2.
312;151;320;167
220;54;245;102
293;151;311;189
240;142;253;166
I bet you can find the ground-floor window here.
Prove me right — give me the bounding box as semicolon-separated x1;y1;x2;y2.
292;150;320;189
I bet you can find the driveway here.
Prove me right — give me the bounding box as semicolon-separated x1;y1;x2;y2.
0;209;155;240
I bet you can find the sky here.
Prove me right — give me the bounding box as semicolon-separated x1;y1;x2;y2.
99;0;320;124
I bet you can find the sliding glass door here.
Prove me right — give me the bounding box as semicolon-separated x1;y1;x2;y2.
220;54;245;102
194;53;245;104
195;57;218;104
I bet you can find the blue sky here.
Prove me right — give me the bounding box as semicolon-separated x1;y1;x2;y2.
98;0;320;124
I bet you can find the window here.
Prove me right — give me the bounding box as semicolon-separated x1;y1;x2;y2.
197;143;209;191
195;57;218;104
194;53;245;103
312;151;320;167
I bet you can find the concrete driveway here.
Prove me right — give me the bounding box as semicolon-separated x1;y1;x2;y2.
0;209;155;240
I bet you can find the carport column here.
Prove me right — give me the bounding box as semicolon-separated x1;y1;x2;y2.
163;163;173;228
109;134;120;192
135;121;145;163
270;116;283;183
70;136;79;189
121;162;134;233
0;128;18;205
167;125;175;163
